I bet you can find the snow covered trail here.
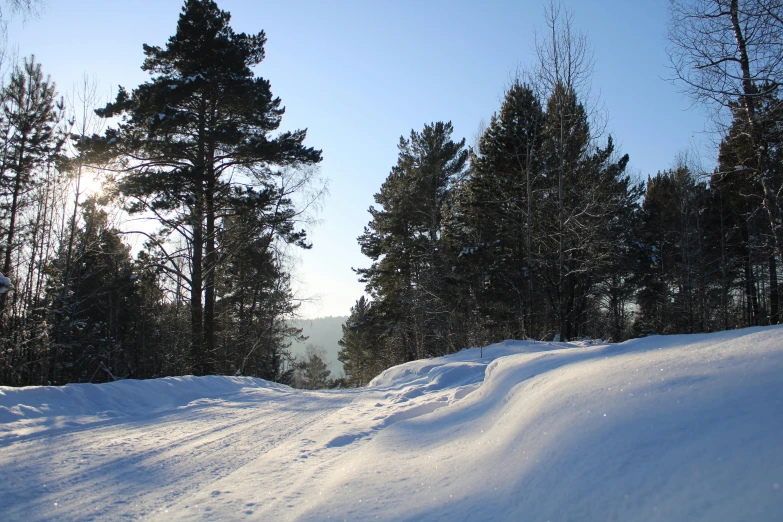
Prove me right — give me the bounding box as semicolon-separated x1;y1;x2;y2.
1;327;783;521
0;365;487;520
0;381;353;520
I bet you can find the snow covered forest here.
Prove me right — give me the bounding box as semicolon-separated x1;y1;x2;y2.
0;0;781;393
1;1;783;519
339;0;783;386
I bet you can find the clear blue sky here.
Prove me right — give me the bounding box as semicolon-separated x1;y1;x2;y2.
8;0;713;318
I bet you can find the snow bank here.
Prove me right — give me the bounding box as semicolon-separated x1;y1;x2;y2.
298;327;783;521
0;375;286;440
1;327;781;521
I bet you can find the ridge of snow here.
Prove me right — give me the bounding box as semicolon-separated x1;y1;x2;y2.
0;376;287;440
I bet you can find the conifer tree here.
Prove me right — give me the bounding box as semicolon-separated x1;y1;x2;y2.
451;81;544;339
297;345;331;389
668;0;783;266
337;296;379;387
88;0;321;374
713;91;783;326
536;85;634;340
47;198;136;384
635;168;712;334
357;122;467;363
0;56;63;319
214;207;303;380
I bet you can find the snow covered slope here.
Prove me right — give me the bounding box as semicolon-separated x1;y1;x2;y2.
1;327;782;521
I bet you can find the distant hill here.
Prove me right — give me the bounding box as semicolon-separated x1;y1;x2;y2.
287;316;348;376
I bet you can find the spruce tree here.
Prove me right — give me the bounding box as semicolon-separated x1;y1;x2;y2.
47;199;136;384
635;168;717;334
215;207;303;380
337;296;379;387
713;91;783;326
535;84;633;340
299;345;331;389
451;81;544;339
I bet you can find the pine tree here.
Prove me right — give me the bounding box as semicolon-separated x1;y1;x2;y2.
337;296;379;387
713;90;783;326
46;198;136;384
452;81;635;342
534;84;633;340
357;122;467;364
634;167;720;334
296;345;331;389
88;0;321;375
668;0;783;266
214;207;303;381
0;56;63;319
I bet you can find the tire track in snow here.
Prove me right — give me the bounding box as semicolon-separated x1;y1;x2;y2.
2;367;482;521
163;384;481;520
0;391;350;521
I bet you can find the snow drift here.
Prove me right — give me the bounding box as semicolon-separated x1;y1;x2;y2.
1;326;782;521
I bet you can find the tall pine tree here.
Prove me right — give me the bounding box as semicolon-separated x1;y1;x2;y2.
88;0;321;374
357;122;467;365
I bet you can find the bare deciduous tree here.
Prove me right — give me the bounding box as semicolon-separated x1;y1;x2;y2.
668;0;783;262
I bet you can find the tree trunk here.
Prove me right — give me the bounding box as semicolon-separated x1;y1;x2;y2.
557;102;568;342
204;173;216;373
730;0;783;270
0;139;28;319
191;101;208;375
744;252;759;326
718;191;730;330
769;253;779;324
190;217;204;375
526;160;534;338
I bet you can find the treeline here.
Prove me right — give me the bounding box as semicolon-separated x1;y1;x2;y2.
338;4;783;386
3;0;780;389
0;0;322;386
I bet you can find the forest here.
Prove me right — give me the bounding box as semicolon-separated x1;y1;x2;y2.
0;0;781;388
336;0;783;385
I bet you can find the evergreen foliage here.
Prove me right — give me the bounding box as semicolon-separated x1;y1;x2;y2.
0;1;322;386
85;0;321;376
337;296;382;387
1;0;782;390
355;122;468;368
342;85;780;385
292;344;332;389
0;57;64;314
449;81;545;343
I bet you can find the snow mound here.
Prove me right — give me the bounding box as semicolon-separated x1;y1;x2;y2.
299;327;783;521
0;327;781;521
0;375;286;440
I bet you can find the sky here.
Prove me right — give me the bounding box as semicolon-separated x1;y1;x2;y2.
6;0;714;318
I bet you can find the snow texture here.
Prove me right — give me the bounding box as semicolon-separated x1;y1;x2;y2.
1;326;782;521
0;272;11;293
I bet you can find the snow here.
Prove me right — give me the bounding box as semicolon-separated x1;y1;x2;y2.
183;73;204;84
1;327;782;521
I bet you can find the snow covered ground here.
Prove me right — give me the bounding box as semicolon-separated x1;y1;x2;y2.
1;326;782;521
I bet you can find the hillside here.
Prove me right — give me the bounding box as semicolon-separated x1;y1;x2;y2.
288;316;348;376
1;326;781;520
